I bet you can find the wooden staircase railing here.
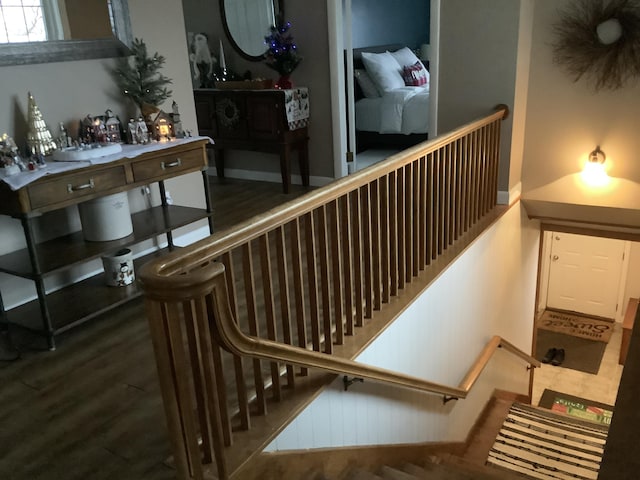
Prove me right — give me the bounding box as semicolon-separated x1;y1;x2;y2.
139;106;529;480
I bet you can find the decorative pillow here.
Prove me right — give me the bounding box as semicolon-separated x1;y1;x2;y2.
361;51;405;94
402;61;429;87
354;69;380;98
390;46;424;71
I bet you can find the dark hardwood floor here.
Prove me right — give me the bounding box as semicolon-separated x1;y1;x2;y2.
0;175;312;480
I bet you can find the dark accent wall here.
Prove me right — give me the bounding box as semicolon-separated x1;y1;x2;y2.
352;0;429;49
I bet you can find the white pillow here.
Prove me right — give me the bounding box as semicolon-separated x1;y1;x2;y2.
361;51;405;94
354;69;380;98
391;46;428;73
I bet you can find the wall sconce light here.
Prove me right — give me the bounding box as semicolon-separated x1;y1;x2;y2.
581;145;609;186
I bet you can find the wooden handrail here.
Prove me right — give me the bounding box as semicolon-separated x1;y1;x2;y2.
145;261;540;402
140;107;508;282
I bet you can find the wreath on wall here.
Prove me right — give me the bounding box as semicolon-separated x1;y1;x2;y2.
552;0;640;91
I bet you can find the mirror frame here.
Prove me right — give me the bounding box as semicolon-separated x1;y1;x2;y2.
0;0;133;67
220;0;283;61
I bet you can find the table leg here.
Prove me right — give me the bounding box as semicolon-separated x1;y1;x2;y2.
280;146;291;194
21;216;56;350
298;138;310;187
213;149;225;179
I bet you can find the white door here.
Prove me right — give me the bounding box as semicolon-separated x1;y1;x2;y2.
547;232;626;319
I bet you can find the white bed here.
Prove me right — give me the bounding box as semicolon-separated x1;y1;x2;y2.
355;85;429;135
352;45;430;150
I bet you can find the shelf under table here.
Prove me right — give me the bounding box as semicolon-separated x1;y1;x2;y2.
3;249;171;336
0;205;211;278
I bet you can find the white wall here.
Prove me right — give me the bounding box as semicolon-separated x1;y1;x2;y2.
0;0;207;309
265;203;540;451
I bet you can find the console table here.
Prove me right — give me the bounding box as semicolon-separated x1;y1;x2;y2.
0;138;213;349
194;88;310;193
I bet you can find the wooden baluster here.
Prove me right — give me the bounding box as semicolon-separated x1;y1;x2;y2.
351;189;365;326
259;233;282;401
442;145;450;249
274;225;295;387
456;138;465;237
427;152;435;263
389;171;398;296
329;200;345;344
361;184;373;318
370;179;382;310
464;133;472;232
305;211;322;350
221;251;250;430
317;206;333;353
418;155;427;270
340;194;355;335
194;295;234;455
182;298;229;455
165;301;207;479
412;159;420;276
146;299;203;480
493;120;501;207
437;147;445;256
471;130;480;224
405;163;414;282
290;218;308;376
479;125;488;215
452;139;460;243
397;168;406;290
242;242;267;415
460;135;468;232
379;175;391;303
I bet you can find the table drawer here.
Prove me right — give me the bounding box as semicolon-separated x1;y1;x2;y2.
28;166;127;210
132;147;205;182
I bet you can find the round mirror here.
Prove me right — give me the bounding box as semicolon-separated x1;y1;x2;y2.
221;0;282;61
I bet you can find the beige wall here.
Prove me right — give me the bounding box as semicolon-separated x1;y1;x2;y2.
438;0;523;193
181;0;335;180
0;0;204;308
521;0;640;195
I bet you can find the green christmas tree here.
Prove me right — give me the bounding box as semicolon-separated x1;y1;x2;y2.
112;38;173;116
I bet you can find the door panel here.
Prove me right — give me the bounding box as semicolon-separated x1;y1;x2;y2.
547;232;625;319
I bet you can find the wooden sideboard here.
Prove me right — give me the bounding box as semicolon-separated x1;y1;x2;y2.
194;88;309;193
0;139;213;349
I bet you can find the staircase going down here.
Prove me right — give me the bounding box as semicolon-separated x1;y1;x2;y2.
304;400;609;480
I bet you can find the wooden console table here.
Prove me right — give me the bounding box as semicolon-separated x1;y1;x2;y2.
0;139;213;349
194;88;309;193
620;298;639;365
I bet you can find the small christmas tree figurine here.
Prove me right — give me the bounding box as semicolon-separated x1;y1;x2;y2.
26;92;57;156
112;38;173;118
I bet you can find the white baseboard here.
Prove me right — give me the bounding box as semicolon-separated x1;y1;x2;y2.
207;167;334;187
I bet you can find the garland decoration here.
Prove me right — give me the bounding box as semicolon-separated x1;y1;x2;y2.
552;0;640;91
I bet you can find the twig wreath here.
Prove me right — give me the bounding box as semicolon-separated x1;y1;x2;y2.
552;0;640;91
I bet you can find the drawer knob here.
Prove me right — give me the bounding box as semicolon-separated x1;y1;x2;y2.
161;158;182;170
67;178;95;193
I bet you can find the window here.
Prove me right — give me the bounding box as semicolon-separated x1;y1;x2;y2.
0;0;47;43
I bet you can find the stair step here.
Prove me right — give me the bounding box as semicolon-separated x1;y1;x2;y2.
348;469;385;480
379;465;421;479
401;464;430;479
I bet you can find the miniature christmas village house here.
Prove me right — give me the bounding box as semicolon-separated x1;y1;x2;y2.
104;110;123;143
151;110;174;140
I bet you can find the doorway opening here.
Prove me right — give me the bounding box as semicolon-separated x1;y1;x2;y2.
532;227;640;412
